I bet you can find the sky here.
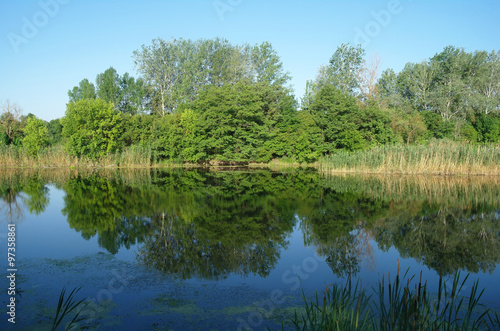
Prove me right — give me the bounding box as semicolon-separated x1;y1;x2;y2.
1;0;499;121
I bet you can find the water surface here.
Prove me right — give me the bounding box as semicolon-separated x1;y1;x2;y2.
1;169;499;330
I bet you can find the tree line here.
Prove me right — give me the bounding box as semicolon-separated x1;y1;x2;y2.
1;38;499;164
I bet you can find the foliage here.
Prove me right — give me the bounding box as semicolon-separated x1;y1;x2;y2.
47;118;63;145
69;68;150;115
318;43;366;96
378;46;500;141
133;37;290;116
61;99;123;159
0;100;24;146
310;85;394;152
21;116;49;156
67;78;96;103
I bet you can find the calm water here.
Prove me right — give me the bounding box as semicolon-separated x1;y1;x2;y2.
1;169;499;330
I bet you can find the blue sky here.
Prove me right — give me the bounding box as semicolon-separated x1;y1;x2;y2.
1;0;499;121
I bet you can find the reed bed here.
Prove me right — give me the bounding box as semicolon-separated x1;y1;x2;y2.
0;145;155;168
2;141;499;175
319;142;500;175
320;174;500;208
290;263;500;330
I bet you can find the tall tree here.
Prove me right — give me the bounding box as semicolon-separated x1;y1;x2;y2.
133;38;292;116
0;100;23;145
318;43;365;96
358;54;381;103
95;67;121;107
250;41;291;87
133;38;188;116
118;73;150;115
67;78;96;103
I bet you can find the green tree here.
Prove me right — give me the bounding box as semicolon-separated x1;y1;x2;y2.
473;112;500;142
133;38;193;116
95;67;121;107
0;100;23;145
22;116;49;156
47;118;63;145
185;82;294;163
118;74;150;114
250;41;291;86
310;85;393;152
67;78;96;103
133;38;292;116
317;43;365;96
61;99;123;159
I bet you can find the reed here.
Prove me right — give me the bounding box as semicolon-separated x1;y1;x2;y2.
51;286;86;331
289;264;498;330
320;174;500;208
319;141;500;175
0;144;155;168
291;277;372;330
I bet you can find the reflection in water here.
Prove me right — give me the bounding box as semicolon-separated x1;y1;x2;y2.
1;169;499;279
0;173;50;223
374;205;500;275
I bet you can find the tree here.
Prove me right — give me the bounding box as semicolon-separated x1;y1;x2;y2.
95;67;121;107
47;118;63;145
133;38;292;116
22;116;49;156
67;78;96;103
133;38;189;116
61;99;123;159
358;54;381;104
250;41;291;87
428;46;468;121
318;43;365;96
0;100;23;145
118;74;150;115
309;85;394;152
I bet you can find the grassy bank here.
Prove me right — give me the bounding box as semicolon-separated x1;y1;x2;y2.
1;141;499;175
319;141;500;175
290;265;500;330
0;144;159;168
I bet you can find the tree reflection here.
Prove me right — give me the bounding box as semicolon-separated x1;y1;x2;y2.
61;170;317;279
33;170;500;280
373;203;500;275
299;189;386;277
0;174;50;223
62;176;154;254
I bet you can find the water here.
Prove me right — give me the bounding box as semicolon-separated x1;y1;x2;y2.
1;169;499;330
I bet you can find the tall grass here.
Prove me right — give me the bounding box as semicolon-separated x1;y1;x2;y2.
291;277;372;330
320;174;500;208
0;144;155;168
290;263;500;330
319;141;500;175
2;140;499;175
51;286;86;331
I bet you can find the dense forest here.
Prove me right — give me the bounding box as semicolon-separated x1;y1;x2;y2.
1;38;499;166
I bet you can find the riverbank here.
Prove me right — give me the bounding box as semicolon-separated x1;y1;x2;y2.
1;141;499;175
